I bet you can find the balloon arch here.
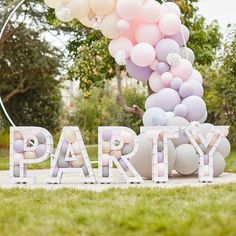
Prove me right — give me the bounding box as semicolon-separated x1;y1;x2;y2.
0;0;231;179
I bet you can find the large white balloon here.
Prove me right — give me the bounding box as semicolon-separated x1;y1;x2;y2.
167;116;190;147
213;152;225;177
174;144;199;175
130;134;176;179
216;138;231;158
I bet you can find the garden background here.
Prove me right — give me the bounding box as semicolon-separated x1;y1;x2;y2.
0;0;236;235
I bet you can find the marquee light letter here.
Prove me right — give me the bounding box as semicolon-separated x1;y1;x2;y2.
10;126;53;184
141;126;179;183
98;126;143;184
184;122;229;183
48;127;96;184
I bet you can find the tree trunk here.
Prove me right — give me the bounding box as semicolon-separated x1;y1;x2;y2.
115;63;144;117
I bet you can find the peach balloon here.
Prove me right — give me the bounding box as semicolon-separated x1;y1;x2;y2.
121;131;133;144
135;24;162;46
149;72;167;93
130;43;156;67
142;1;162;23
101;13;120;39
90;0;116;16
13;153;24;165
116;0;143;20
79;10;96;28
109;37;133;58
159;13;181;36
44;0;58;8
67;0;90;19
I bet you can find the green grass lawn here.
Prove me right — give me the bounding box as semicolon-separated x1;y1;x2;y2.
0;184;236;236
0;146;235;236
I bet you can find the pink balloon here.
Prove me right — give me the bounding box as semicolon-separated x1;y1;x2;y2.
142;1;162;23
154;88;181;112
117;20;130;34
159;13;181;36
171;59;193;80
122;18;144;43
161;72;173;85
188;80;204;97
130;43;156;67
182;96;207;122
108;37;133;58
116;0;143;20
150;59;159;71
149;71;167;93
161;2;181;17
135;24;162;46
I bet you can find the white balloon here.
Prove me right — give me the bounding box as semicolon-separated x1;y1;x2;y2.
174;144;199;175
213;152;225;177
180;47;195;64
130;134;176;179
167;116;190;147
55;7;73;22
216;138;231;158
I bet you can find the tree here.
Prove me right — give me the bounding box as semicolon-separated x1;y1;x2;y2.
0;0;63;131
46;0;221;119
204;28;236;143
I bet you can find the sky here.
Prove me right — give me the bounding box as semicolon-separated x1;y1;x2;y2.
198;0;236;36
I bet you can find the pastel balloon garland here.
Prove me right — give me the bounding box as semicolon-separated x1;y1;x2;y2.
45;0;206;125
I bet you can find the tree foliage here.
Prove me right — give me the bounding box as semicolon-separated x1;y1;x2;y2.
0;0;63;131
205;28;236;142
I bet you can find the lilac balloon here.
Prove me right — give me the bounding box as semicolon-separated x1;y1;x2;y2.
199;112;208;124
174;104;188;117
156;62;170;74
182;96;207;122
154;88;181;112
170;77;183;90
126;58;152;81
36;144;46;157
14;140;24;153
188;80;204;97
180;80;204;98
61;141;69;155
158;152;164;163
102;130;112;141
168;24;190;47
143;107;167;126
145;93;158;110
118;158;129;171
155;39;180;62
36;132;46;144
179;82;194;98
